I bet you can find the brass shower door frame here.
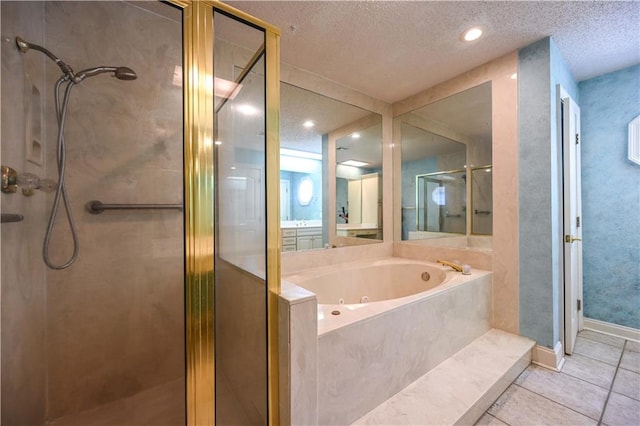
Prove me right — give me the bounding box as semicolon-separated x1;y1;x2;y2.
168;1;281;425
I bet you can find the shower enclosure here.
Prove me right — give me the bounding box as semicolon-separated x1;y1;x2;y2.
1;1;280;425
1;1;185;424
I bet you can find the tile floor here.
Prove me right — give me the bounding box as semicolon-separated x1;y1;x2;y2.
477;330;640;426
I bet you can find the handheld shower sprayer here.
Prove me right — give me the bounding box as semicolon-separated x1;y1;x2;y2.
15;36;137;270
15;37;137;83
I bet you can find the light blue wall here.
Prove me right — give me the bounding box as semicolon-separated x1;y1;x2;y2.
518;37;579;348
281;168;323;221
579;64;640;329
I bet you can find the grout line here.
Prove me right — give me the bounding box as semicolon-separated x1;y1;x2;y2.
579;332;626;350
596;340;626;426
559;357;615;391
512;383;603;422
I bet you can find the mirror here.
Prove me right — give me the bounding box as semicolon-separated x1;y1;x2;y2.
280;82;383;251
397;81;492;241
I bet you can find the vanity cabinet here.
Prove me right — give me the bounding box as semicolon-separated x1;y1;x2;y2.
296;227;323;250
348;173;381;225
281;227;323;251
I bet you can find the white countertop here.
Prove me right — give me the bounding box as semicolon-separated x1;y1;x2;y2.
281;220;322;229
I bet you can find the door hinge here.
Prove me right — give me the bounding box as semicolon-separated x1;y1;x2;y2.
575;133;580;145
576;216;581;228
577;299;582;311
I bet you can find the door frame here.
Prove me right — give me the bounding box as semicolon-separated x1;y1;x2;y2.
558;85;584;355
172;1;281;424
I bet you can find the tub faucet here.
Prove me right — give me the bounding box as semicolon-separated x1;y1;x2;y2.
436;259;463;272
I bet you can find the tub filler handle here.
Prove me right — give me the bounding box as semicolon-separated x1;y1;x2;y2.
436;259;463;272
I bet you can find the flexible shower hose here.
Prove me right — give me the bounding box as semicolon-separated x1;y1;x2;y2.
43;77;80;270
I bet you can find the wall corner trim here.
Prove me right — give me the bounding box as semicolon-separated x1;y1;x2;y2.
531;341;565;371
584;318;640;342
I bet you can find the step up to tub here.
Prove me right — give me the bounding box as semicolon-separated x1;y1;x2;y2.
351;329;535;425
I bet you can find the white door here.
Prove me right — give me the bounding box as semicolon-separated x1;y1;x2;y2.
561;88;583;355
280;179;290;221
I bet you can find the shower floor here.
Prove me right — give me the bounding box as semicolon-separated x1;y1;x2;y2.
48;378;185;426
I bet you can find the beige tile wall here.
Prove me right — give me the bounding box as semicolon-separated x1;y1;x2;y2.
1;2;49;424
40;1;184;420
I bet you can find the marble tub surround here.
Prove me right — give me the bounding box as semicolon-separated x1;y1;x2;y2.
284;257;491;335
315;265;492;425
281;241;392;275
482;330;640;426
353;329;534;425
278;286;318;426
394;240;492;272
405;234;493;250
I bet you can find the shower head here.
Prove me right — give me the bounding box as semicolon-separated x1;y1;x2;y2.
75;66;137;82
15;36;75;77
114;67;137;81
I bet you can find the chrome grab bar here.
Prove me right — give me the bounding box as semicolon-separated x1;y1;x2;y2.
86;200;183;215
1;213;24;223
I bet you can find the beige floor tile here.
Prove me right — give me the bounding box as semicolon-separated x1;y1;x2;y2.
612;368;640;401
626;340;640;353
562;352;617;389
514;365;608;420
579;330;626;348
474;413;508;425
488;385;597;426
574;336;624;366
620;349;640;373
602;392;640;426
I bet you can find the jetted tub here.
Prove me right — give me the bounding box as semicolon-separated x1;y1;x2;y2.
282;257;493;425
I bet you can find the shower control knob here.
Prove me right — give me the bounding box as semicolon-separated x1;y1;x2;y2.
17;173;40;196
38;178;57;193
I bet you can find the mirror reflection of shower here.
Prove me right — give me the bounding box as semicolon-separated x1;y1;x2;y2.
15;37;137;270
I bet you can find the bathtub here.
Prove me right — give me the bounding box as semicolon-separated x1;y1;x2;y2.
282;257;493;425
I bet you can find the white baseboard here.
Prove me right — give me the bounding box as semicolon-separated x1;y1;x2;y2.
531;341;565;371
584;318;640;342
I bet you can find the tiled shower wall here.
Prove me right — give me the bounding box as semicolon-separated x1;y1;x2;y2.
1;2;48;424
3;1;184;423
580;64;640;329
43;1;184;420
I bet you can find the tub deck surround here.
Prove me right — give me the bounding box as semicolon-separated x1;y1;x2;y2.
394;240;493;272
282;256;493;425
352;329;535;425
284;257;491;335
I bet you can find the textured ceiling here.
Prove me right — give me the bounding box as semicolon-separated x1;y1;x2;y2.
229;0;640;103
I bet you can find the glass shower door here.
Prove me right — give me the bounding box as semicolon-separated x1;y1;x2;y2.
212;8;279;425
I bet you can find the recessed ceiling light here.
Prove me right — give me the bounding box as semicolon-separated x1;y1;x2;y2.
303;120;314;128
461;27;483;42
510;73;518;80
351;132;361;139
341;160;369;167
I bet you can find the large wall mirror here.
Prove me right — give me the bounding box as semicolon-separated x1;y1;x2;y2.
397;81;492;242
280;82;383;252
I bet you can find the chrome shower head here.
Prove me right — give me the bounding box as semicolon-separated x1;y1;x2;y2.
75;66;137;82
114;67;137;81
15;36;75;77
